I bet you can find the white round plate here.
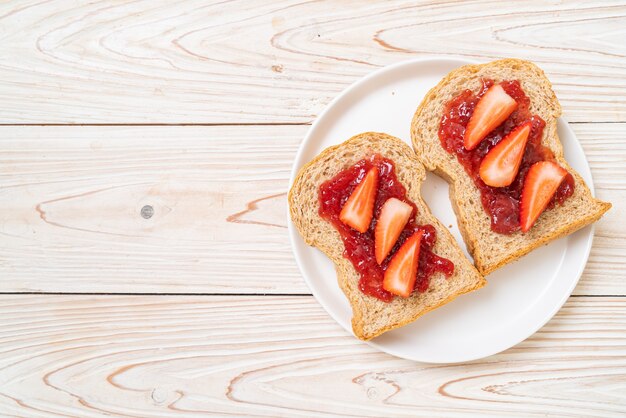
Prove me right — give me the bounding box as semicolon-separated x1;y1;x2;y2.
288;57;595;363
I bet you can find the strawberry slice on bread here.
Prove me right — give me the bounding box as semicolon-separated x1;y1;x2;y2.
383;231;423;297
339;167;378;232
520;161;568;233
464;84;517;150
375;198;413;264
479;121;531;187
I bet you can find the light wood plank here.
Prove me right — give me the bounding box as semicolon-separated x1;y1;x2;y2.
0;125;301;294
0;124;623;294
570;123;626;295
0;1;625;123
0;295;624;417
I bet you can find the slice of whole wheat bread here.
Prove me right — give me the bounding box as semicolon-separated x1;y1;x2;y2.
411;59;611;276
289;132;486;340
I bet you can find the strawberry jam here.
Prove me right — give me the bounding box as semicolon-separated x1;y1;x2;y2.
318;154;454;302
438;79;574;234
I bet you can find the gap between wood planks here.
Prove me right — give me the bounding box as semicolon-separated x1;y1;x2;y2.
0;292;312;296
0;122;312;126
0;292;622;297
0;121;622;126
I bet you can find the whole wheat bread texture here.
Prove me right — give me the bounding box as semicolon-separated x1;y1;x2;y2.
411;59;611;276
289;132;486;340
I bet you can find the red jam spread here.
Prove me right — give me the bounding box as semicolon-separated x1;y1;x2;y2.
438;79;574;234
318;154;454;302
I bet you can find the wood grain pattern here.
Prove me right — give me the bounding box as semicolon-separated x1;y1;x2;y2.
0;124;623;294
0;295;624;418
0;125;299;293
0;1;625;123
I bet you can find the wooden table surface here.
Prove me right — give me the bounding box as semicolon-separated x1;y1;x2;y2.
1;1;625;417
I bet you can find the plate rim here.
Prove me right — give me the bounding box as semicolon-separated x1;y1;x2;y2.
287;56;595;363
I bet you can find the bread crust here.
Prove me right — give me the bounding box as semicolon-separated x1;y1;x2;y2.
289;132;486;340
411;59;611;275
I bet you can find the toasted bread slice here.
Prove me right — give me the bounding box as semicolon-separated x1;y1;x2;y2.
411;59;611;276
289;132;486;340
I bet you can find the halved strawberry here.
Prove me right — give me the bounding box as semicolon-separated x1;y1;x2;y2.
464;84;518;150
520;161;568;232
375;198;413;264
382;231;423;298
479;122;531;187
339;167;378;232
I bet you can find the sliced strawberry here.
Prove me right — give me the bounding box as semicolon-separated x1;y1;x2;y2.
464;84;518;150
479;122;531;187
382;231;423;298
520;161;568;232
339;167;378;232
375;198;413;264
